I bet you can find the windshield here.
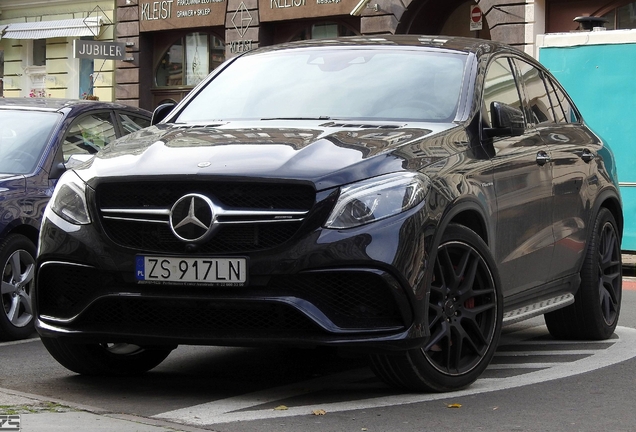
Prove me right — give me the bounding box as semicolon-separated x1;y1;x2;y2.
0;110;60;174
176;48;467;123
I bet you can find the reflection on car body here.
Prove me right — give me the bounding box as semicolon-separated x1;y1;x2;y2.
35;36;622;392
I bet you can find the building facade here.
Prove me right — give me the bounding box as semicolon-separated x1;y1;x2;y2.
0;0;633;107
0;0;120;100
119;0;530;109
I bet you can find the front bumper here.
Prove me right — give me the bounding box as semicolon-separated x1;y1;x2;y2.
35;200;434;352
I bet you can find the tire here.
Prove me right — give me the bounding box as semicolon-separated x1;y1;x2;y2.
545;208;621;340
40;337;174;376
0;234;36;341
370;224;503;392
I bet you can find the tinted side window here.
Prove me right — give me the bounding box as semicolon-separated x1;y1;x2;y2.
545;78;579;124
63;112;116;161
119;113;150;135
482;57;524;128
514;59;554;125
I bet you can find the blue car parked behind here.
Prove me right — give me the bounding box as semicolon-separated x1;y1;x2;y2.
0;98;150;340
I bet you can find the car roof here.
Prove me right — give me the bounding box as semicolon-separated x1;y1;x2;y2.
247;35;523;58
0;98;151;115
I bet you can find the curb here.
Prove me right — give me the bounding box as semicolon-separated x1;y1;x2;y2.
0;386;210;432
623;253;636;276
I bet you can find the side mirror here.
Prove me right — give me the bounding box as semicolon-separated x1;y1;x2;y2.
66;154;94;168
49;154;94;180
483;101;525;139
151;103;176;125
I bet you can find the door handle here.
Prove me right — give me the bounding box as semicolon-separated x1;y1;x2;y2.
581;149;594;163
536;151;551;166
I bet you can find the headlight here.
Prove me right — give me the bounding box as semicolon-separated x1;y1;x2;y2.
325;172;430;229
50;170;91;225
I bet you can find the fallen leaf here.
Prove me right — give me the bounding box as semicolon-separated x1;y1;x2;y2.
447;403;462;408
274;405;288;411
312;409;326;416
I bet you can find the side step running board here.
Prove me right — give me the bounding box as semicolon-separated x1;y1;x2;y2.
503;293;575;326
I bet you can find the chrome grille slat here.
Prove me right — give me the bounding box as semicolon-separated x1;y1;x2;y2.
100;207;308;224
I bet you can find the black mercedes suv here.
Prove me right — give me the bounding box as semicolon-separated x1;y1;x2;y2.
35;36;622;392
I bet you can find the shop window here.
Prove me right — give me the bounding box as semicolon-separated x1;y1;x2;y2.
291;22;357;41
26;40;47;95
155;33;225;88
32;39;46;66
79;37;94;98
602;2;636;29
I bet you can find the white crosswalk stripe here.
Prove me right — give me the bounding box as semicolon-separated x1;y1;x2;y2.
152;326;636;427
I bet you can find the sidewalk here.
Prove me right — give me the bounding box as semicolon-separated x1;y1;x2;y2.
0;387;205;432
624;252;636;277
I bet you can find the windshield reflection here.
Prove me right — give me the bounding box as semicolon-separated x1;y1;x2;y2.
0;111;59;174
177;49;467;123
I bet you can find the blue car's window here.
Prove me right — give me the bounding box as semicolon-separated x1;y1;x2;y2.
63;112;116;161
119;113;151;134
0;110;60;174
176;49;467;123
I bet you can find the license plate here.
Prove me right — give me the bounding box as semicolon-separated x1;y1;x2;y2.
136;256;247;285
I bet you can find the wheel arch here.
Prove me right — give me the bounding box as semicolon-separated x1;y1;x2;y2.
2;223;40;248
411;196;493;340
590;189;623;242
598;194;623;240
437;198;491;247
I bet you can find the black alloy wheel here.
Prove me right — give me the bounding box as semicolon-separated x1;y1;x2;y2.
370;224;503;392
545;208;622;340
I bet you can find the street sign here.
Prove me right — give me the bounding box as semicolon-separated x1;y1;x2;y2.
470;5;483;31
74;40;126;60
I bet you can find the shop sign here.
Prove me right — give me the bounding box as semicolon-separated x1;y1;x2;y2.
74;40;126;60
229;2;254;54
139;0;225;31
259;0;358;22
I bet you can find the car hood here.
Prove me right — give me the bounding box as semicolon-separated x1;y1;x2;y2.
77;121;463;191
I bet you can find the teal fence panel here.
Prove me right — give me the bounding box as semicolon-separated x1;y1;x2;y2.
540;43;636;251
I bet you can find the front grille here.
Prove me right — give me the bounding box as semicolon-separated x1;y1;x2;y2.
97;182;315;210
103;219;302;253
268;272;404;328
95;181;316;253
76;298;321;336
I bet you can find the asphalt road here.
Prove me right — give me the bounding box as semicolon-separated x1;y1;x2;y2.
2;283;636;431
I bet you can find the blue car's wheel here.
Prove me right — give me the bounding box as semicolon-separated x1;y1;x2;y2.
0;234;36;341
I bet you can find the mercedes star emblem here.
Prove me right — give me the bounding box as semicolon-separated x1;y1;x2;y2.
169;194;216;243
